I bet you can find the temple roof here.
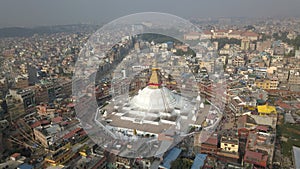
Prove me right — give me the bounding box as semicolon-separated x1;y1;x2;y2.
148;62;162;89
127;63;182;112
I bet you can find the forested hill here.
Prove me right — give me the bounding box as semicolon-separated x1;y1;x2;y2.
0;24;100;38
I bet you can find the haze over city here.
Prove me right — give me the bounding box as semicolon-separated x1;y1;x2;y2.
1;1;300;169
1;0;300;27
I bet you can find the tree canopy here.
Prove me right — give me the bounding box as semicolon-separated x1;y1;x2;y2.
212;38;241;49
170;158;193;169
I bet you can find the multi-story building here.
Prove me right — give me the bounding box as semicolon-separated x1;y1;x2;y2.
243;150;268;168
237;115;257;139
241;38;250;51
6;88;36;119
184;32;201;40
228;30;242;39
241;31;259;41
201;30;213;40
228;96;244;114
27;64;38;86
220;136;239;153
256;41;272;52
253;68;268;78
244;129;275;168
34;85;49;104
199;29;259;41
212;30;228;39
35;78;72;104
15;76;29;89
269;77;279;89
273;43;285;55
45;143;78;167
232;56;245;67
56;78;72;99
255;78;279;90
288;70;300;85
276;67;290;82
114;156;132;169
218;136;240;163
199;60;215;73
33;127;51;148
194;133;218;156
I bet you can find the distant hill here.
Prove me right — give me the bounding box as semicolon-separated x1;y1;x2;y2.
0;24;100;38
0;27;34;37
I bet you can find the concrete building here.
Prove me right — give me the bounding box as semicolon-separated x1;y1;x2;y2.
27;64;38;86
277;67;290;82
241;31;259;41
218;136;240;163
232;56;245;67
255;78;279;90
256;41;272;52
241;38;250;51
273;43;285;55
45;143;77;167
36;78;72;104
194;133;218;155
184;32;201;40
288;70;300;85
33;126;53;147
199;60;215;73
6;88;35;119
220;136;239;153
243;150;268;168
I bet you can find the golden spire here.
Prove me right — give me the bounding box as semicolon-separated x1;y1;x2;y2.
148;60;161;89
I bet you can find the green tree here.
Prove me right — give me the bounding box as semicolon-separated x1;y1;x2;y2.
138;33;181;44
259;33;271;41
174;48;196;57
171;158;193;169
244;25;256;31
291;35;300;50
212;38;241;49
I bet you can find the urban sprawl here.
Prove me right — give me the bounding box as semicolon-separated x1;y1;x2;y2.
0;17;300;169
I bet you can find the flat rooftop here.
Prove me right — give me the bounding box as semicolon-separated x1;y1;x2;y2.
106;113;172;134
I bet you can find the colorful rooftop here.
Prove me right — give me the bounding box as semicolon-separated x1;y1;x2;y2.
244;150;267;168
257;104;276;115
191;154;207;169
159;147;182;169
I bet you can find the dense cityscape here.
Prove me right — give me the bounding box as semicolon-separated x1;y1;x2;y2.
0;16;300;169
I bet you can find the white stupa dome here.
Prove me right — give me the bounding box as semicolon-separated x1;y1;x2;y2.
130;86;178;112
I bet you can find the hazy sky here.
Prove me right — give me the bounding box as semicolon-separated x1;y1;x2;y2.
1;0;300;28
